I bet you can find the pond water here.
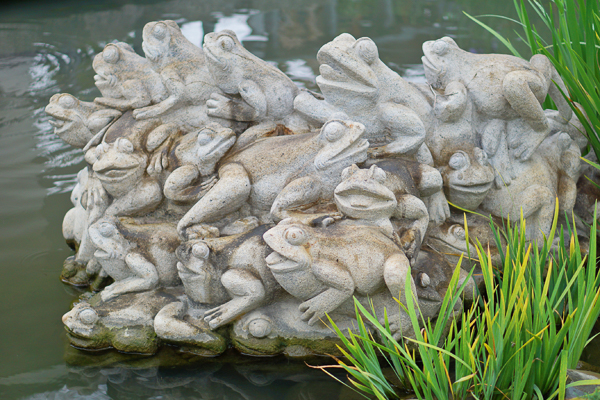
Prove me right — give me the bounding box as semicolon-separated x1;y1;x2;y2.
0;0;588;399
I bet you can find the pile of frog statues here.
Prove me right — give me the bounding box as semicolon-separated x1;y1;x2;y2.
48;20;595;357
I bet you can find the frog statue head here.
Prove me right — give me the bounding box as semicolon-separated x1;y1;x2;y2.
422;37;462;90
91;137;148;198
314;119;369;173
62;302;101;339
93;43;143;97
202;30;254;94
89;218;132;262
195;123;236;176
439;146;495;211
45;93;103;148
334;164;397;220
142;20;203;70
315;33;380;109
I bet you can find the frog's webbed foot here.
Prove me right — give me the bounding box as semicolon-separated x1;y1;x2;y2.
100;253;159;301
204;269;266;329
298;291;350;326
507;121;549;161
395;227;422;266
182;224;220;241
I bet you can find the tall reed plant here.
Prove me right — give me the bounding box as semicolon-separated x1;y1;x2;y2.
465;0;600;159
322;204;600;399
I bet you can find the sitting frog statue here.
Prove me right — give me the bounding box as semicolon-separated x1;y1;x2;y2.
177;119;369;238
133;20;218;120
87;118;163;219
294;33;433;163
263;219;416;334
163;123;236;206
88;218;181;301
93;42;167;111
334;164;429;263
481;132;582;241
426;81;495;210
422;36;573;185
173;225;280;330
203;30;301;150
45;93;121;148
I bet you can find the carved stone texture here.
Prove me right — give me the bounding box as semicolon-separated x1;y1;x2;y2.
46;20;591;359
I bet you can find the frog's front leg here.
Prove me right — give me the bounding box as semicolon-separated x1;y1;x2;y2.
100;252;159;301
382;252;416;340
293;90;337;124
393;194;428;263
376;103;426;158
133;77;184;120
299;259;354;326
414;164;449;225
165;166;218;204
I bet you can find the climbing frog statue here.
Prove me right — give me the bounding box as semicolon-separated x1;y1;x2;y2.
203;30;301;150
177;119;369;238
294;33;433;163
45;93;121;148
422;36;573;185
93;42;167;111
88;136;162;220
162;123;236;206
88;218;181;301
334;164;429;263
133;20;218;120
263;219;416;338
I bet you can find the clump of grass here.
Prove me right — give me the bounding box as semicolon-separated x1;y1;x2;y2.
321;203;600;399
465;0;600;159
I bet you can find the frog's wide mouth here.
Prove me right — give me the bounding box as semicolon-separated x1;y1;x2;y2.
449;181;493;195
94;165;139;182
335;188;396;210
265;251;304;273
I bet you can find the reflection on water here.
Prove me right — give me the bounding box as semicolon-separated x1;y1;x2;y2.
0;0;540;398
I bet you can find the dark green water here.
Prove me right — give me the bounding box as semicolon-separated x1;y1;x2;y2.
0;0;574;398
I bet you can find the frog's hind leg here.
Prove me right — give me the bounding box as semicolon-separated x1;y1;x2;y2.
100;253;159;301
203;269;265;329
230;121;277;153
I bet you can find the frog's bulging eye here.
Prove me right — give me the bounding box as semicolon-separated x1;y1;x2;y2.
449;224;466;240
322;121;345;142
97;221;116;238
369;165;387;183
103;45;120;64
419;273;431;288
116;138;134;154
218;36;235;51
152;23;167;40
58;94;76;109
95;143;109;157
191;242;210;259
354;38;378;64
197;131;214;146
285;227;307;245
433;40;449;56
78;308;98;325
449;151;468;170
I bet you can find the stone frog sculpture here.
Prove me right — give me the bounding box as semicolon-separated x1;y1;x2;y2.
480;132;582;241
177;119;369;238
87;134;162;220
426;81;495;210
263;219;416;335
133;20;218;120
422;36;573;185
294;33;433;163
174;225;280;329
88;218;181;301
45;93;121;148
93;42;167;111
334;164;429;263
163;123;236;206
203;30;301;150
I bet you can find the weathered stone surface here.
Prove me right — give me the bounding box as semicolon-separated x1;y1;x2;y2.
47;20;592;359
